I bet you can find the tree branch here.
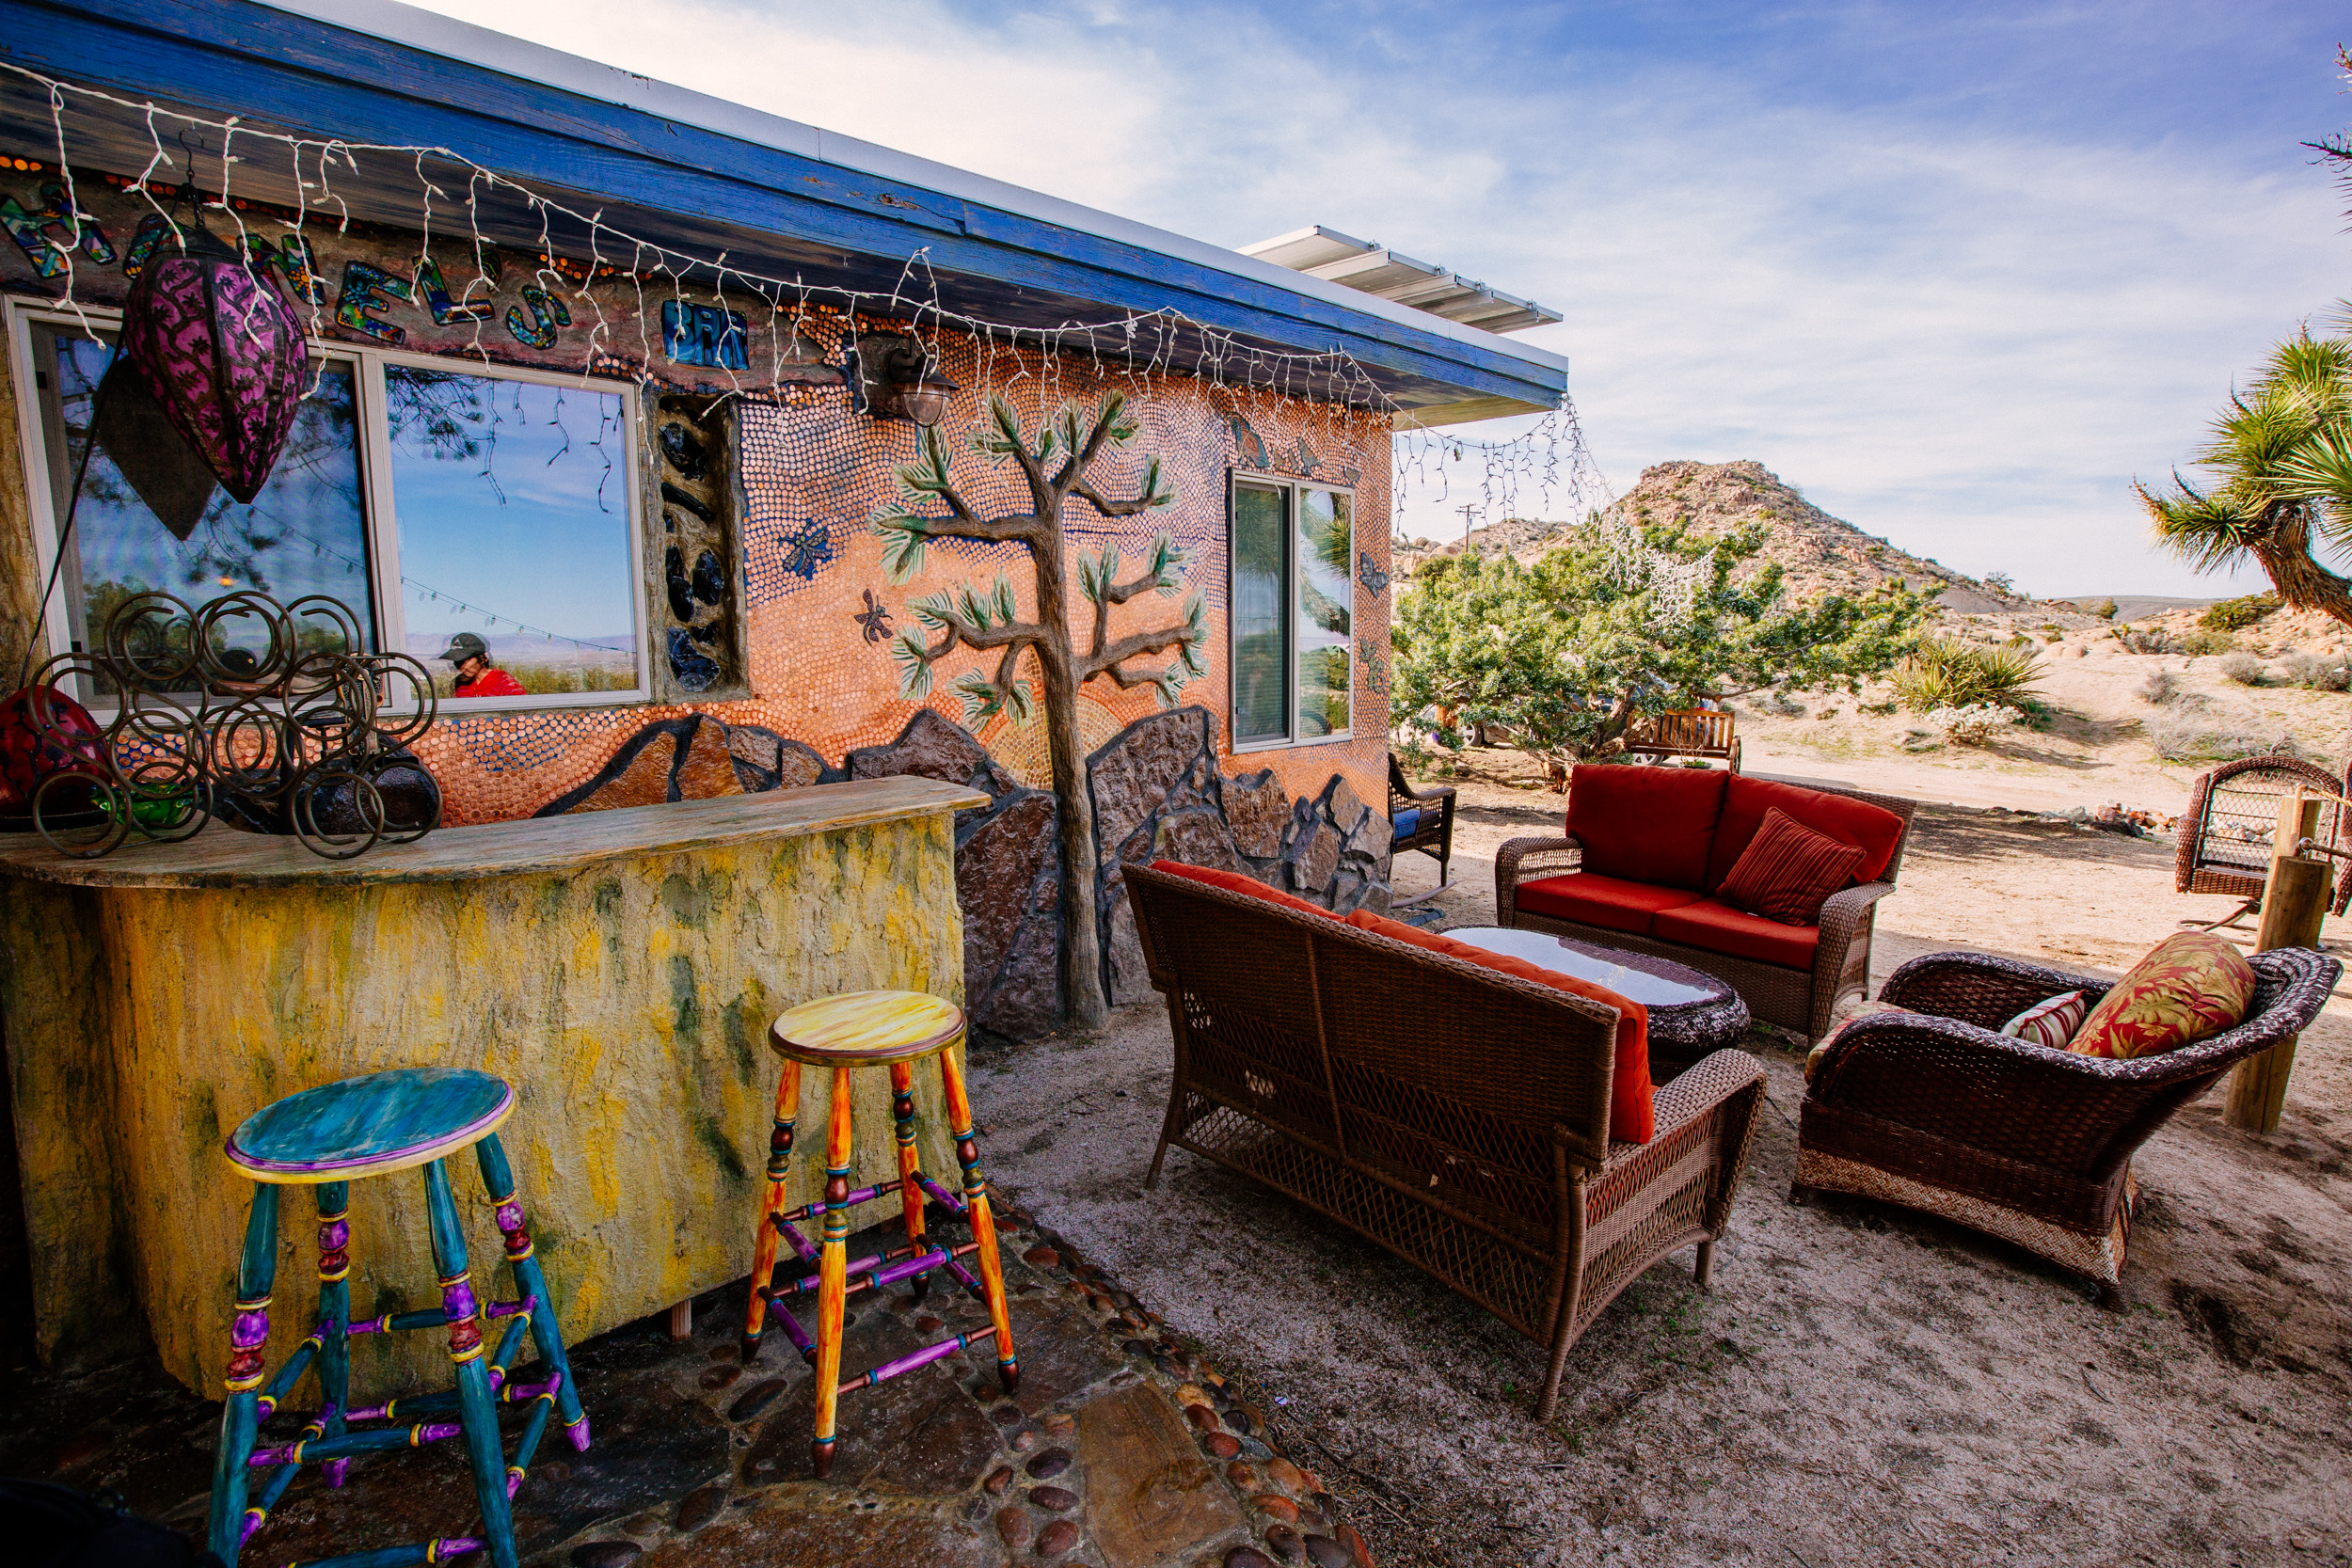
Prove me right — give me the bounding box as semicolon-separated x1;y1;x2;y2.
1070;480;1158;517
1082;622;1196;681
898;510;1048;547
1054;406;1122;497
930;610;1047;654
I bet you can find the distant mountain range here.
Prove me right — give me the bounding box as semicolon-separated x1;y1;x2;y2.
404;631;636;665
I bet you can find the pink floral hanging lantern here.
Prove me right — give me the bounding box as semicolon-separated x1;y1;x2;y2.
119;222;310;503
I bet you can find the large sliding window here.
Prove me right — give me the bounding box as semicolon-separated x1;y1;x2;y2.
14;306;647;710
1230;475;1352;749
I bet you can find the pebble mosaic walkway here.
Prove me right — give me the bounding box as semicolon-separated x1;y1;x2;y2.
3;1204;1376;1568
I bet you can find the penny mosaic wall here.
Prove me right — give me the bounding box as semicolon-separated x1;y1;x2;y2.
0;168;1398;1035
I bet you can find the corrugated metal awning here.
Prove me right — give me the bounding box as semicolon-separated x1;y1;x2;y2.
1240;226;1562;335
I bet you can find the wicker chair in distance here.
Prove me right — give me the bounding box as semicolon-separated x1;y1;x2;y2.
2173;753;2352;930
1125;863;1768;1420
1795;946;2341;1307
1387;752;1458;892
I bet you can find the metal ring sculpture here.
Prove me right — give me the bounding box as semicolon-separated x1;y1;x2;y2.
21;591;440;860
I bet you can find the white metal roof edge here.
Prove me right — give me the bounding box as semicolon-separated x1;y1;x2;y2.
252;0;1572;382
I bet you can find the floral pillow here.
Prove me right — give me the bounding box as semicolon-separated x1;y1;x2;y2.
2067;932;2256;1060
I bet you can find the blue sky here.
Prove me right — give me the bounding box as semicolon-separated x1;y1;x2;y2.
404;0;2352;597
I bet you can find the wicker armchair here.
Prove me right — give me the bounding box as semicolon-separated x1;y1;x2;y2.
1387;752;1458;889
1496;781;1916;1042
1125;863;1767;1419
1796;946;2341;1307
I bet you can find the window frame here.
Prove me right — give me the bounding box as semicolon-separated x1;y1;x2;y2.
8;298;654;714
1226;470;1355;753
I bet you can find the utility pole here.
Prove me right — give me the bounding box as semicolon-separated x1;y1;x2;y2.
1457;504;1480;552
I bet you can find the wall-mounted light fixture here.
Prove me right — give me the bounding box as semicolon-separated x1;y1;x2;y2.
847;331;957;428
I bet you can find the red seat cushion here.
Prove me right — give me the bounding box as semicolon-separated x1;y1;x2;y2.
1652;897;1820;970
1565;764;1728;891
1514;872;1706;936
1716;808;1866;925
1342;909;1654;1143
1148;861;1336;919
1705;775;1905;893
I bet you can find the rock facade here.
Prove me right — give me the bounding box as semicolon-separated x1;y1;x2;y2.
538;705;1391;1036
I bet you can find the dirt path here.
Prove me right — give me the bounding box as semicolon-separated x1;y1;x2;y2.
975;772;2352;1568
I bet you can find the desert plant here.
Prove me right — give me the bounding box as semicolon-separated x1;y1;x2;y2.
2278;650;2352;690
2090;598;2119;619
1890;637;2043;712
2114;625;2178;654
1391;520;1931;771
2200;592;2280;631
1928;703;2022;744
2180;628;2237;657
2137;668;2180;705
2217;651;2266;685
1983;570;2016;595
2146;706;2303;763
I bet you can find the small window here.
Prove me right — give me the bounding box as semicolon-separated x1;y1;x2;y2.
1230;475;1352;749
17;307;649;711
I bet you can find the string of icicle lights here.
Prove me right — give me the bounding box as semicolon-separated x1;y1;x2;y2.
8;60;1613;532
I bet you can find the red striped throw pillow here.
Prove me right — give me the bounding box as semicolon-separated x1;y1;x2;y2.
1716;807;1865;926
2000;990;2087;1050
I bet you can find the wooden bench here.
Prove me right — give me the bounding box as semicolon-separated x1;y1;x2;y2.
1620;709;1740;772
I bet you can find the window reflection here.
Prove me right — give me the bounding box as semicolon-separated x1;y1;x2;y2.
1232;483;1288;744
386;367;637;698
1295;489;1351;738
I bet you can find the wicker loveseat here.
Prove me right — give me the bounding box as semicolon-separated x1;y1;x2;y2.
1125;862;1767;1418
1498;767;1917;1042
1796;946;2341;1306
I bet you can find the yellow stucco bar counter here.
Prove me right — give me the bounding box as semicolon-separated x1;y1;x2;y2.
0;776;986;1395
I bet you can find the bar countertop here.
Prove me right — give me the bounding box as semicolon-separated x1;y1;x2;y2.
0;776;990;889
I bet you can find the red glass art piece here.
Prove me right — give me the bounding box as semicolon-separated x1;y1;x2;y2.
0;682;103;815
119;222;310;504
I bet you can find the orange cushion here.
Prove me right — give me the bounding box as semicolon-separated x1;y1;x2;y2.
1147;861;1337;919
1342;909;1654;1143
1705;775;1904;892
1652;897;1820;970
1514;872;1707;936
2067;931;2256;1060
1717;808;1866;926
1565;764;1728;891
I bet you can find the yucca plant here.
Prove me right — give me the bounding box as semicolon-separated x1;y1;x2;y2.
1889;637;2043;713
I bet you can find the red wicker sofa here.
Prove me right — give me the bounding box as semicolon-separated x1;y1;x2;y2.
1498;766;1916;1042
1125;861;1766;1419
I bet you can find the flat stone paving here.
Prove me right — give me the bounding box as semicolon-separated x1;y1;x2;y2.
0;1202;1375;1568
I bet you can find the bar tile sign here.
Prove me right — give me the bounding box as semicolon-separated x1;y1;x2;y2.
664;300;749;370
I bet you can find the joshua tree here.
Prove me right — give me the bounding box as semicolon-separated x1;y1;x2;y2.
872;391;1205;1030
2137;332;2352;629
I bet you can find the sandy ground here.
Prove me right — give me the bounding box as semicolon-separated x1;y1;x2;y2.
971;727;2352;1567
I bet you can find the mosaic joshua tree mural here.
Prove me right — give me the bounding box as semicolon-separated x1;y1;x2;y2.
874;391;1206;1030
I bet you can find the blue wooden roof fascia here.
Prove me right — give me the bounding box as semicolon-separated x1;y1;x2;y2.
1;0;1570;417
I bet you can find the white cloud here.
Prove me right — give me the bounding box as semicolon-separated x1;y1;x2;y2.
398;0;2344;597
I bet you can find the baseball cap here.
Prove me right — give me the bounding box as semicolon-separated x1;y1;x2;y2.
437;631;489;664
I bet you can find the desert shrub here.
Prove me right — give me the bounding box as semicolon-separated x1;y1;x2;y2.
2217;652;2265;685
1891;637;2043;712
1928;703;2021;744
1982;571;2016;595
2136;668;2180;705
2199;592;2279;632
2089;598;2118;619
2278;651;2352;691
2146;706;2302;764
2114;626;2177;654
2180;628;2237;657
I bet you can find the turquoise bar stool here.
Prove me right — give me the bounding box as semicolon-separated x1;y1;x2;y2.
205;1068;590;1568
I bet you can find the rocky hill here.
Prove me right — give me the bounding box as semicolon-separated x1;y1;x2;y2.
1396;458;2025;615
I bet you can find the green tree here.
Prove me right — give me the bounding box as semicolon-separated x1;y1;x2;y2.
1391;522;1931;776
2137;331;2352;628
871;391;1204;1032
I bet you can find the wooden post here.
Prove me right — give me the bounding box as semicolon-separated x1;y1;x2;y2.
668;1301;692;1340
2224;792;2330;1132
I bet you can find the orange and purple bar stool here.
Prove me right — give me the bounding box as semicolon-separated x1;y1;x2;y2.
205;1067;589;1568
739;990;1018;1478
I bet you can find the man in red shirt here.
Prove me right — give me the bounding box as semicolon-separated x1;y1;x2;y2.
437;632;526;698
